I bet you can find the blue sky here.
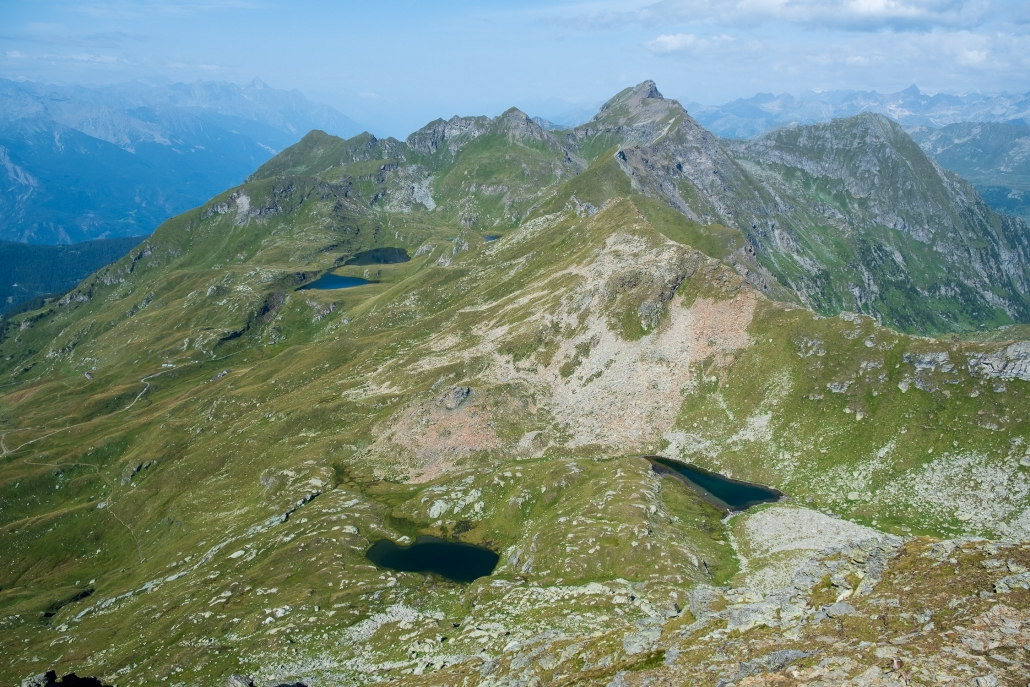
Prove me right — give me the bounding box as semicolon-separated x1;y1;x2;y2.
1;0;1028;137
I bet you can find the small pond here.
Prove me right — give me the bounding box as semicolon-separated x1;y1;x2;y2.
299;274;372;290
484;235;502;242
344;247;411;265
365;535;499;583
646;456;782;512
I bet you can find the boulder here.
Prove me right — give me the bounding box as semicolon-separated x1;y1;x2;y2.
438;386;472;410
622;619;662;655
725;602;780;632
824;602;856;618
737;650;813;678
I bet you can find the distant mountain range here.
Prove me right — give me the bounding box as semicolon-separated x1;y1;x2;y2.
0;78;363;244
688;85;1030;140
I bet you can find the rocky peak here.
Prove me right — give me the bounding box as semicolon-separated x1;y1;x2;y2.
498;107;533;126
638;80;664;101
404;115;490;157
741;113;950;236
583;80;683;139
494;107;553;145
598;80;664;114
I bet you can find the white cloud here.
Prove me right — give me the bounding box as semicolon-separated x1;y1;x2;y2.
646;32;734;54
68;53;120;63
646;33;697;53
563;0;993;32
957;48;988;65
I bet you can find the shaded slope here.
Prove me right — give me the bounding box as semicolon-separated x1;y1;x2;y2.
909;121;1030;222
729;115;1030;333
0;236;144;315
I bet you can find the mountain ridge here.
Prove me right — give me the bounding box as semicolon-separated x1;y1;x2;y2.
17;81;1027;337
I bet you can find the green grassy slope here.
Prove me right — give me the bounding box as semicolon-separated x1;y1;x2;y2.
1;150;1030;683
3;86;1030;686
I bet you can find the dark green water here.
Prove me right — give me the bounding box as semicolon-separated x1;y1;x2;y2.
365;536;499;583
647;456;781;511
344;247;410;265
484;235;501;242
299;274;371;290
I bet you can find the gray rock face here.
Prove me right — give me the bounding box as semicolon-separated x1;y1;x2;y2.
968;342;1030;381
605;671;631;687
226;677;254;687
121;462;142;485
730;115;1030;330
405;115;490;157
622;618;662;655
571;80;678;148
904;352;953;372
438;385;472;410
737;650;814;679
824;602;856;618
995;571;1030;593
725;602;781;632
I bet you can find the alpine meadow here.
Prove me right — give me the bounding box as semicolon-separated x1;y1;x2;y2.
5;78;1030;687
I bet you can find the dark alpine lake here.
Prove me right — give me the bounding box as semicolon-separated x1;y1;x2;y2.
344;247;411;265
300;274;371;290
484;235;502;242
647;456;782;511
365;535;499;583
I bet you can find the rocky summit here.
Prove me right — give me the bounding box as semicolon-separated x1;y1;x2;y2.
2;81;1030;687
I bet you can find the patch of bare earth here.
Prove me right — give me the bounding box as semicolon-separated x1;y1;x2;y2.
366;394;502;482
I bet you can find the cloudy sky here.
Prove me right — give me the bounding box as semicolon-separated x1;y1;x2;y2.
1;0;1028;136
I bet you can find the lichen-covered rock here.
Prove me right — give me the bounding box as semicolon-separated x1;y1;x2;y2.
622;619;662;655
438;385;472;410
968;342;1030;381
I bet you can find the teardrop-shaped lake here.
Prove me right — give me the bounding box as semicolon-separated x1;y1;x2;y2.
300;274;371;290
646;456;782;512
365;535;499;583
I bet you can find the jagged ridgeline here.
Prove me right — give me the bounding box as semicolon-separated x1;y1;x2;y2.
3;82;1030;686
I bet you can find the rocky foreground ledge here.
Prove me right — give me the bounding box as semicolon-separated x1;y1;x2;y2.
196;531;1029;687
419;537;1027;687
